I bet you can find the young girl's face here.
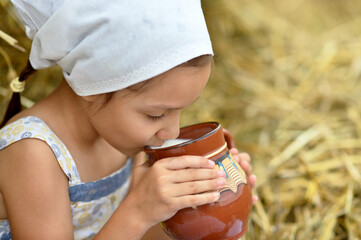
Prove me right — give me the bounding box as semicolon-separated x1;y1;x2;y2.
86;62;211;156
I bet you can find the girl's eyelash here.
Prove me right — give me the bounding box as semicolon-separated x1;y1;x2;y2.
147;114;165;121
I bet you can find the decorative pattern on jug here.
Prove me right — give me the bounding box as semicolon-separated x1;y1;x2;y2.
214;151;247;194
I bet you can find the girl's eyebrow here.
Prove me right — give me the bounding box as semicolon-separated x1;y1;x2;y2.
146;104;184;110
145;96;201;110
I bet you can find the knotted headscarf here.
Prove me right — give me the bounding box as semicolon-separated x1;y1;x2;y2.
11;0;213;96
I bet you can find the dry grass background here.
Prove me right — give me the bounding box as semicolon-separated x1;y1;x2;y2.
1;0;361;239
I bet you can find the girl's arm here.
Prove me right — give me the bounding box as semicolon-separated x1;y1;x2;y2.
141;224;172;240
0;140;170;240
132;152;172;240
0;139;73;240
95;154;222;239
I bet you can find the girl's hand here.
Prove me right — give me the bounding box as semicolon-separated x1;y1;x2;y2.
128;156;226;227
230;148;258;204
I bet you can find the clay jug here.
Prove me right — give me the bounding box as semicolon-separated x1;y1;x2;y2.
144;122;252;240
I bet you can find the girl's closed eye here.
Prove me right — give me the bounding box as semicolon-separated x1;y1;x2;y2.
147;114;165;121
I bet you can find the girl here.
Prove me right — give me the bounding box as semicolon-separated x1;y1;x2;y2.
0;0;257;239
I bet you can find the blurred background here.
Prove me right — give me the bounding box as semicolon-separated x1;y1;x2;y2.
2;0;361;239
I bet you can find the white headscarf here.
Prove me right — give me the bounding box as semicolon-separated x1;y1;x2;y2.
10;0;213;96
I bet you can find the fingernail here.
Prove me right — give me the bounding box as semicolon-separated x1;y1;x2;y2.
218;170;226;177
217;178;226;186
208;160;215;167
242;161;249;168
213;191;220;200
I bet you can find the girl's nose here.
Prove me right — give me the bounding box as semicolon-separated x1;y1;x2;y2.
156;112;180;140
166;122;180;140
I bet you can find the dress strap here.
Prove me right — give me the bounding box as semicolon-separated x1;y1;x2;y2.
0;116;81;185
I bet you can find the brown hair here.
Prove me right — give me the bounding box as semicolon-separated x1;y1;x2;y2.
0;60;37;128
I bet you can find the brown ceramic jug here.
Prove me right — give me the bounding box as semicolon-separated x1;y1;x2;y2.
144;122;252;240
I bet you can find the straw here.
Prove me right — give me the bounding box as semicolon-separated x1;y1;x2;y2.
2;0;361;239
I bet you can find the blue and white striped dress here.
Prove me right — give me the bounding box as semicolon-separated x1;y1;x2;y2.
0;116;132;240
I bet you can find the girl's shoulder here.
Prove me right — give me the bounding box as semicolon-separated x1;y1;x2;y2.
0;132;66;183
0;116;48;151
0;116;67;179
0;116;61;158
0;127;74;238
0;116;81;184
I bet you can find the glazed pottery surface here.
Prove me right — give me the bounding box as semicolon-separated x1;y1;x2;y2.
144;122;253;240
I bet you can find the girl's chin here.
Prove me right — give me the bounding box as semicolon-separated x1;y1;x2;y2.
120;147;144;157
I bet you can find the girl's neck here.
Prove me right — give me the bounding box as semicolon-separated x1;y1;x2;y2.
50;80;102;146
16;80;103;149
13;79;129;181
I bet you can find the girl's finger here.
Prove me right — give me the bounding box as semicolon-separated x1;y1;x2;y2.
240;160;252;176
248;174;257;189
161;156;215;170
229;148;239;156
170;168;225;183
252;195;259;204
175;191;220;209
239;152;251;163
173;178;226;196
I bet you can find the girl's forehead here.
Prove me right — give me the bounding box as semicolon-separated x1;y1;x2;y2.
123;66;186;95
99;56;213;100
113;62;211;105
140;65;210;105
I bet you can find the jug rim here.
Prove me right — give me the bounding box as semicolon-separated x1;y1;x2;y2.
144;121;221;151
